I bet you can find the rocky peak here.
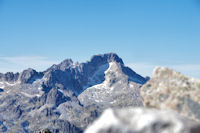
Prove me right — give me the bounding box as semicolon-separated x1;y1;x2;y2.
60;59;74;68
46;87;71;107
19;68;43;84
42;53;131;96
49;59;74;71
0;68;42;84
0;72;19;82
89;53;124;66
0;53;151;132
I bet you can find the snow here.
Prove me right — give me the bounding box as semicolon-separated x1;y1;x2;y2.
110;87;114;91
85;108;120;133
83;63;109;90
110;101;115;104
58;89;64;94
129;84;134;88
71;62;78;68
105;62;116;74
83;62;128;93
21;86;44;98
6;90;11;93
0;85;5;89
0;82;5;89
21;91;43;98
86;62;117;91
95;99;103;103
79;61;143;105
80;62;125;103
0;81;20;89
5;81;20;86
21;92;35;98
43;77;48;81
38;87;42;90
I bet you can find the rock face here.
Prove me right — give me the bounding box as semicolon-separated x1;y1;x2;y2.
0;72;19;83
0;53;147;132
78;61;144;107
141;67;200;122
85;108;200;133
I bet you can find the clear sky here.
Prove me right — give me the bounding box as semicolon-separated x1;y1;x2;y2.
0;0;200;78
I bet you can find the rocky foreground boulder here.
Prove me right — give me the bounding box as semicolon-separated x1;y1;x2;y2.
85;108;200;133
85;67;200;133
141;67;200;122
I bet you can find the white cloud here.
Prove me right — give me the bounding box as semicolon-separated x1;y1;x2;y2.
0;56;59;73
127;63;200;79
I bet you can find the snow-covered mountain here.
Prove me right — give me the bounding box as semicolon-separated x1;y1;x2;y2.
78;61;144;107
0;53;148;132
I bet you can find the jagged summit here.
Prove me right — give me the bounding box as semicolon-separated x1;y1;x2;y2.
47;53;124;71
42;53;147;95
89;53;124;66
0;53;148;132
0;53;125;83
0;53;147;94
0;68;43;84
47;59;74;71
0;72;19;83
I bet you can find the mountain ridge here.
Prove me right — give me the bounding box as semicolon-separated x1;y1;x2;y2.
0;53;148;132
0;53;147;95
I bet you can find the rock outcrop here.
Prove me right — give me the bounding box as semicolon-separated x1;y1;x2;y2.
141;67;200;122
85;108;200;133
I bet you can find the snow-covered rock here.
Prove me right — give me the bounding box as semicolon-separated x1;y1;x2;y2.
85;108;200;133
78;61;145;107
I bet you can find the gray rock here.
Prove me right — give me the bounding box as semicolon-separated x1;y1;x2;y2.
78;60;146;107
46;88;70;107
0;53;147;132
85;108;200;133
141;67;200;122
19;68;43;84
0;72;19;82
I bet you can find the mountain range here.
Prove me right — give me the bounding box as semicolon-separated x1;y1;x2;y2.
0;53;148;133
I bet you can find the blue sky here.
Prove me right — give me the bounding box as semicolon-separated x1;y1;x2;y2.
0;0;200;78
